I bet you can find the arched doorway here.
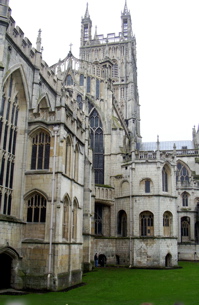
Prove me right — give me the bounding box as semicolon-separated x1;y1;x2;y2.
0;253;12;289
165;253;172;267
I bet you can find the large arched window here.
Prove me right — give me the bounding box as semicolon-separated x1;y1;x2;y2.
117;210;127;237
181;216;190;242
27;193;46;223
66;75;73;86
74;143;79;181
65;136;72;177
0;74;20;215
140;211;154;237
89;106;104;184
31;131;50;170
62;195;70;240
176;162;190;185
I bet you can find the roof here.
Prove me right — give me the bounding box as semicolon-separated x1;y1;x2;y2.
141;140;194;151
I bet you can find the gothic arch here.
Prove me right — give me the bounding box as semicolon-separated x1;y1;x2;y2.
29;125;51;138
120;180;129;196
117;210;127;237
176;160;190;185
3;64;30;107
24;188;49;201
37;93;51;110
163;211;173;236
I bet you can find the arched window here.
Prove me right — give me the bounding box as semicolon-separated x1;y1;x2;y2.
65;136;72;177
140;211;154;237
117;210;127;237
74;144;79;181
96;79;100;99
27;193;46;223
79;74;84;86
77;95;83;110
145;180;150;193
87;76;91;93
62;196;70;240
0;74;20;215
66;75;73;86
95;203;102;235
181;216;190;242
72;199;78;240
89;108;104;184
112;63;118;78
176;162;189;185
162;166;168;192
182;192;189;206
31;131;50;170
163;211;172;236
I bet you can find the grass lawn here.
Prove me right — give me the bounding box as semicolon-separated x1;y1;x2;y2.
0;261;199;305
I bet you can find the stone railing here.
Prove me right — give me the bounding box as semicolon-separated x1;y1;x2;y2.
95;185;114;205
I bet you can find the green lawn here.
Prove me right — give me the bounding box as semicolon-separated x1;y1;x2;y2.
0;261;199;305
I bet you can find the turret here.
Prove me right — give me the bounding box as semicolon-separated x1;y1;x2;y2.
80;3;92;46
121;0;132;38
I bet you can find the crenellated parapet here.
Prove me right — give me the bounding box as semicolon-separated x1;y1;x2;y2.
6;14;61;93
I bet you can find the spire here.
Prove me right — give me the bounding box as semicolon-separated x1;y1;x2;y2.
84;2;90;19
36;29;42;52
123;0;129;15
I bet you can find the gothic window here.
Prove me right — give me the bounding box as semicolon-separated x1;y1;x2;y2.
163;211;172;236
74;144;79;181
95;203;102;235
176;162;189;185
0;74;20;215
87;76;91;93
182;192;189;206
96;79;100;99
72;199;78;240
89;108;104;184
145;180;150;193
62;196;70;240
77;95;83;110
123;19;128;37
162;166;168;192
31;131;50;170
65;136;72;177
79;74;84;86
181;216;190;241
140;211;154;237
66;75;73;86
117;210;127;237
112;63;118;78
27;193;46;223
84;24;88;41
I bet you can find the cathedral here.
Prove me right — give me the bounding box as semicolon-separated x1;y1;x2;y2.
0;0;199;291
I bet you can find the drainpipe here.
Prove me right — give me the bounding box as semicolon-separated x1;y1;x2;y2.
47;126;59;290
129;164;133;267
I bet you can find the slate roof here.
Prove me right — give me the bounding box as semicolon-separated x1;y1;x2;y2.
141;140;194;151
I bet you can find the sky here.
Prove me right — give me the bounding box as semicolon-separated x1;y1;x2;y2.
9;0;199;143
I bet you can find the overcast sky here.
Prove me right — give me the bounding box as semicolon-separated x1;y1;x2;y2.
9;0;199;143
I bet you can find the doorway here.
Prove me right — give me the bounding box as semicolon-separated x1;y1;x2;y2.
0;253;12;289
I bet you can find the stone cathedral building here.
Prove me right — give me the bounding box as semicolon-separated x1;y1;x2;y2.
0;0;199;291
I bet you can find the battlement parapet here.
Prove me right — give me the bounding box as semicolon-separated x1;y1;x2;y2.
7;13;61;93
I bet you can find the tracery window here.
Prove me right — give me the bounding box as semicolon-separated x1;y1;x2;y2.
182;192;189;206
31;131;50;170
181;216;190;241
27;193;46;223
0;75;19;215
72;200;78;240
140;211;154;236
89;107;104;184
176;162;189;185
